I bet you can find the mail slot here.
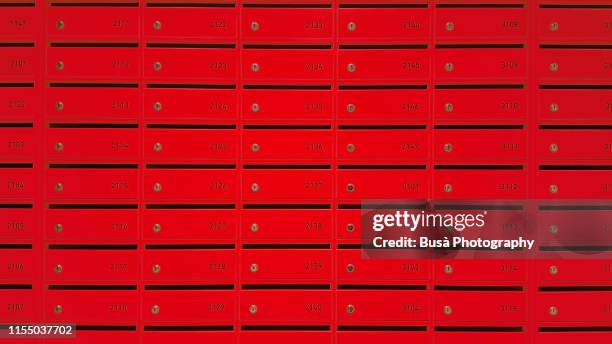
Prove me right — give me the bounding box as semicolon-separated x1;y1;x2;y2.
241;249;331;284
0;249;35;282
243;49;333;82
46;290;137;323
241;209;332;244
535;170;612;199
242;8;332;43
51;331;138;344
242;89;332;121
0;126;34;160
0;46;35;79
539;89;612;121
47;168;138;201
142;290;235;323
436;7;527;42
0;207;36;241
242;332;332;344
338;332;427;344
536;333;612;344
242;169;332;203
434;291;526;322
144;88;236;120
144;332;235;344
434;332;528;344
143;209;237;243
243;129;332;162
536;208;612;247
337;250;430;283
144;7;236;41
338;290;428;323
0;86;37;120
537;260;612;284
0;7;37;41
45;208;138;243
338;49;429;82
143;249;234;283
538;8;612;43
0;289;38;323
434;169;527;199
434;129;527;162
47;128;139;162
47;47;139;80
47;87;139;120
537;129;612;161
144;48;237;82
339;8;429;43
537;292;612;322
434;88;527;122
435;48;526;82
337;209;362;244
435;260;527;284
337;169;427;202
537;49;612;81
144;128;237;163
46;249;138;282
240;290;332;324
338;129;428;163
144;169;237;202
0;167;35;200
338;89;428;122
48;6;138;40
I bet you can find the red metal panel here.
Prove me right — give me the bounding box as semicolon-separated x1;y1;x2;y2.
538;89;612;122
47;7;139;41
142;290;235;324
0;289;38;323
143;209;237;243
240;290;333;324
242;169;332;203
144;88;237;120
434;48;526;82
434;88;527;122
242;89;333;121
434;129;527;162
143;169;237;202
240;249;332;283
45;249;138;282
535;170;612;199
338;49;429;82
47;47;139;80
337;290;429;323
242;8;333;43
45;290;138;323
338;129;428;163
47;127;139;162
537;49;612;81
0;46;36;80
435;7;527;42
243;129;332;162
433;169;527;199
338;8;430;43
0;126;34;160
338;89;429;122
143;7;237;42
144;128;237;163
537;8;612;43
434;291;527;322
536;292;612;322
0;167;35;200
47;87;140;121
337;250;430;283
46;168;138;201
242;49;334;82
143;48;237;82
143;249;235;283
45;208;138;243
241;209;332;243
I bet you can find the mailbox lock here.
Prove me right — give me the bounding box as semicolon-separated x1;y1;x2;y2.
152;264;161;274
153;183;162;193
251;21;260;31
251;103;260;112
55;142;64;152
444;103;454;113
443;143;453;153
55;183;64;192
347;22;357;32
251;63;260;72
549;224;558;235
55;101;64;111
153;142;163;152
549;143;559;153
444;264;453;274
56;61;64;71
346;304;355;314
549;306;558;316
346;103;356;113
251;143;260;153
549;184;558;194
346;144;355;153
550;22;559;32
152;223;161;233
54;264;63;274
54;305;62;314
549;62;559;72
347;63;356;73
549;265;558;275
54;223;63;233
443;184;452;193
444;62;454;72
153;102;162;112
249;304;258;314
346;183;355;192
346;223;355;232
56;20;65;30
250;263;259;273
153;20;162;30
153;61;162;71
346;264;355;273
445;22;455;32
250;223;259;233
443;305;452;315
550;103;559;113
151;305;160;314
251;183;260;192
